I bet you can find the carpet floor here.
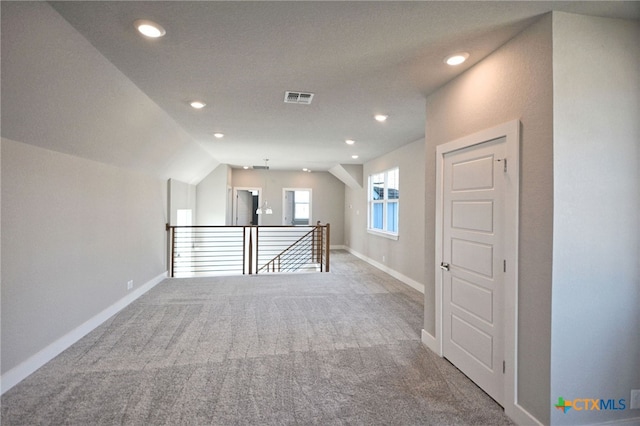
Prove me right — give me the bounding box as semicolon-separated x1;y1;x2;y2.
2;250;514;425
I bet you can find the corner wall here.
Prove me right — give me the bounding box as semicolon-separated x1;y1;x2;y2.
1;2;217;185
1;138;167;378
551;13;640;425
424;15;554;423
196;164;231;225
168;179;196;226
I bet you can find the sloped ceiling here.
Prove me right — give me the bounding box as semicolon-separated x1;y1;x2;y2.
2;1;639;182
1;2;218;184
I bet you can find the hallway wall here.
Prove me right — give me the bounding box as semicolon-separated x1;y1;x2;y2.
424;15;554;423
1;138;167;377
1;2;204;385
550;13;640;426
344;138;426;290
197;165;232;225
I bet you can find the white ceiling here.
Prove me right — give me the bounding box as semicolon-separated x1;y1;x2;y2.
17;2;640;172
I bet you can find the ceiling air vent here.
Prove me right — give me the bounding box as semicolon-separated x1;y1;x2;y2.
284;91;314;105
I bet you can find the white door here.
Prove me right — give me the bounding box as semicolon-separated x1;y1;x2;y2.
441;136;506;404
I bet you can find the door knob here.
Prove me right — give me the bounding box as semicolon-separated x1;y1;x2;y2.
440;262;450;271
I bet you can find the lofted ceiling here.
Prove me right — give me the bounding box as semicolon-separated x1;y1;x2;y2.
7;1;640;175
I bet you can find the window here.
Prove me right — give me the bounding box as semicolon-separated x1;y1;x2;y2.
293;190;310;224
283;189;312;225
368;167;399;237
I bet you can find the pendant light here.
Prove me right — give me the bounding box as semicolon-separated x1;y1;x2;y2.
256;159;273;215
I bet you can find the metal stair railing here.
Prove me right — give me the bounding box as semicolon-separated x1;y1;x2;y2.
167;223;330;277
258;226;316;273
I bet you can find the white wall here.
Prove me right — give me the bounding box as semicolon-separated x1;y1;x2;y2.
168;179;196;226
1;138;167;376
231;169;345;245
0;2;207;386
196;164;231;225
424;15;554;423
551;13;640;425
344;138;426;289
0;138;2;376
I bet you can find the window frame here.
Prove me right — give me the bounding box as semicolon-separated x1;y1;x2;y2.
367;167;399;240
282;188;312;226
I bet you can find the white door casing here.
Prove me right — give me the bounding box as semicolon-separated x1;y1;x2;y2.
234;187;261;226
435;120;520;419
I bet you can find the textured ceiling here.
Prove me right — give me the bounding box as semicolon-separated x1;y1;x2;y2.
30;1;640;171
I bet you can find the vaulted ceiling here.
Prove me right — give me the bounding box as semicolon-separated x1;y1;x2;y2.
3;1;638;181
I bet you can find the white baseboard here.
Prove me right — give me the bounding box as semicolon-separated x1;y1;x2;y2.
330;244;347;250
420;328;543;426
421;329;440;355
343;247;424;294
343;251;545;426
1;272;167;395
508;404;544;426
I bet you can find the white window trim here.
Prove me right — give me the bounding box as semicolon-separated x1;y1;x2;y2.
282;188;312;226
367;228;399;240
367;167;399;238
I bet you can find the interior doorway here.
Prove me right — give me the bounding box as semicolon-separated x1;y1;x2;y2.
234;187;260;225
441;136;506;404
434;120;519;416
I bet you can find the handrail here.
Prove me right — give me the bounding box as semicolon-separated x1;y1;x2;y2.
166;223;330;277
258;226;316;273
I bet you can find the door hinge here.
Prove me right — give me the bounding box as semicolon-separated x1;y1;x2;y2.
496;158;507;172
503;260;506;272
503;360;506;374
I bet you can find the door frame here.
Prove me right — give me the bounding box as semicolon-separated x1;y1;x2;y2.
233;187;261;225
434;120;520;418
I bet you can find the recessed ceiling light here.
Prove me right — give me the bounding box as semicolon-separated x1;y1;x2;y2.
134;19;166;38
444;52;469;66
352;155;359;159
345;139;355;145
190;101;206;109
374;114;388;122
302;168;308;172
213;133;224;139
243;166;249;170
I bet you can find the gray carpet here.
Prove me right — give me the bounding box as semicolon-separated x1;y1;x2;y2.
2;250;513;425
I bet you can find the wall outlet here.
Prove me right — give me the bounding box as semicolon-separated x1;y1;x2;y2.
382;255;386;262
127;280;133;290
631;389;640;410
